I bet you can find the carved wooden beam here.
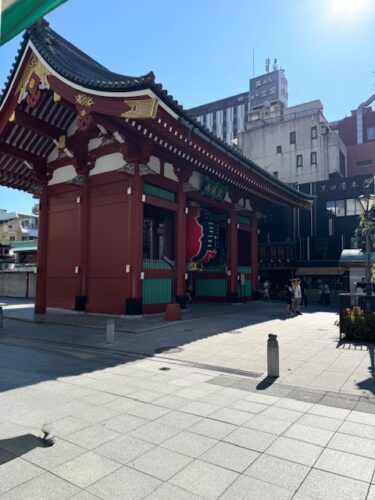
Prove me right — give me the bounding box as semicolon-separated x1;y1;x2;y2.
0;141;43;165
12;109;65;140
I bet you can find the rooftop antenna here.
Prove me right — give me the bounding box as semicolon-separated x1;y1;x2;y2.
265;58;270;73
273;58;278;71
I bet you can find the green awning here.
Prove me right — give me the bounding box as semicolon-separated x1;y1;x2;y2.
0;0;67;46
12;240;38;252
339;249;375;266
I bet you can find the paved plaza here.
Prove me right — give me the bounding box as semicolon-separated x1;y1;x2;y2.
0;299;374;498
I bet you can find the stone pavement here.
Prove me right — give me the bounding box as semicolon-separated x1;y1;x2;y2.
0;333;374;500
1;297;374;398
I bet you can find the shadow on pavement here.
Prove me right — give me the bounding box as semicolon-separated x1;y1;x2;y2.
337;340;375;396
0;434;45;464
256;376;278;391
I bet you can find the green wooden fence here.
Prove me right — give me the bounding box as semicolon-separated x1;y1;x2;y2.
142;278;172;304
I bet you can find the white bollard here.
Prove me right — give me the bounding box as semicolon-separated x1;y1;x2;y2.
106;318;115;344
267;333;279;378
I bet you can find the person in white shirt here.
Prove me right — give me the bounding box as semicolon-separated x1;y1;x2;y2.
293;279;302;315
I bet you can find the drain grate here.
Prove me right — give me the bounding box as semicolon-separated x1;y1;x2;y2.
154;346;183;354
159;367;171;371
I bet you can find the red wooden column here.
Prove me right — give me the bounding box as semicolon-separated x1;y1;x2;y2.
34;181;48;315
175;184;187;308
251;211;259;293
227;202;239;302
71;147;94;311
126;165;144;315
173;165;192;309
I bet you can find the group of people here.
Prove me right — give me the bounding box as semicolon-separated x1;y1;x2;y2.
285;278;307;317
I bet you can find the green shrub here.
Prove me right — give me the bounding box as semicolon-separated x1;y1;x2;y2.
340;307;375;342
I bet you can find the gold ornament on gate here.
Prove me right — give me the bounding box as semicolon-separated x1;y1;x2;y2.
121;98;158;119
75;94;94;107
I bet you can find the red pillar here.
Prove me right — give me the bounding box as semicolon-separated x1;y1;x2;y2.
227;204;238;302
75;173;89;310
251;211;259;293
125;167;144;315
175;184;187;308
35;184;48;315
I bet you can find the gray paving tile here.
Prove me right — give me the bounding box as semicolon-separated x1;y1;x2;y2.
71;491;99;500
170;459;238;499
1;471;81;500
297;468;369;500
347;411;375;427
288;388;324;404
355;401;375;414
81;391;121;406
102;413;147;434
308;403;350;420
284;423;334;446
88;465;161;499
188;418;236;440
66;423;120;450
319;393;359;410
224;427;276;452
207;375;237;387
201;441;259;472
245;453;309;491
258;385;294;398
118;401;170;420
95;434;154;464
129;421;180;445
153;394;191;410
50;416;92;437
180;401;219;417
274;397;313;413
129;446;192;480
315;448;375;483
162;430;217;458
244;392;280;405
0;457;44;495
197;391;240;407
220;474;294;500
20;438;85;470
52;451;121;488
145;483;204;499
367;485;375;500
266;436;323;466
261;406;304;423
339;420;375;440
210;407;252;425
328;432;375;459
297;413;343;431
230;399;268;414
154;410;202;430
243;414;293;435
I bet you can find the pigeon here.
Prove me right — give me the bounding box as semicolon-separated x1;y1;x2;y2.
40;424;55;447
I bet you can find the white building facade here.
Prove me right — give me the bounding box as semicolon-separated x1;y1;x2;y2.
238;100;347;185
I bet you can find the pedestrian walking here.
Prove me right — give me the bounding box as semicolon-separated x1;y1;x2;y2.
262;279;271;302
293;279;302;315
323;282;331;306
285;281;294;317
318;282;324;306
300;278;308;307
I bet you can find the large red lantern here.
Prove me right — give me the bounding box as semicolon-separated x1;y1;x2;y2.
186;208;219;265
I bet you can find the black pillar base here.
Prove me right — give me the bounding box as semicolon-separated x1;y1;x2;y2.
227;291;239;303
75;295;87;311
125;298;143;315
176;294;187;310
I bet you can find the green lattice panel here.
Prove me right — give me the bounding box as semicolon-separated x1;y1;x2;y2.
238;279;252;296
195;278;227;297
144;183;176;202
237;265;251;273
238;215;252;226
142;278;172;305
143;259;172;269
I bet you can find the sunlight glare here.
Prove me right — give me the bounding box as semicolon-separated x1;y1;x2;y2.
329;0;372;18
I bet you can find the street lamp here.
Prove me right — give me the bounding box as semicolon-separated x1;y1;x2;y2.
357;193;375;296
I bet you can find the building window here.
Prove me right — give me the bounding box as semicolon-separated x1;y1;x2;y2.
311;126;317;140
356;159;373;167
212;111;217;135
346;198;363;216
233;106;238;138
202;115;207;127
290;131;296;144
296;154;303;168
9;236;15;241
273;171;278;178
276;145;282;153
367;126;375;141
326;201;336;215
336;200;345;217
310;152;317;165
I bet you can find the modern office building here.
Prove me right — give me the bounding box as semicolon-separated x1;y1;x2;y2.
332;94;375;177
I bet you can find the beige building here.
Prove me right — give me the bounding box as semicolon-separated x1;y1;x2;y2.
0;210;38;243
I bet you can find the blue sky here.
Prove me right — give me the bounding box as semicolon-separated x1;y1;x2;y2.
0;0;374;213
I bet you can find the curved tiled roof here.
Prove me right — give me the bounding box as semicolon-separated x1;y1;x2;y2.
0;20;313;205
